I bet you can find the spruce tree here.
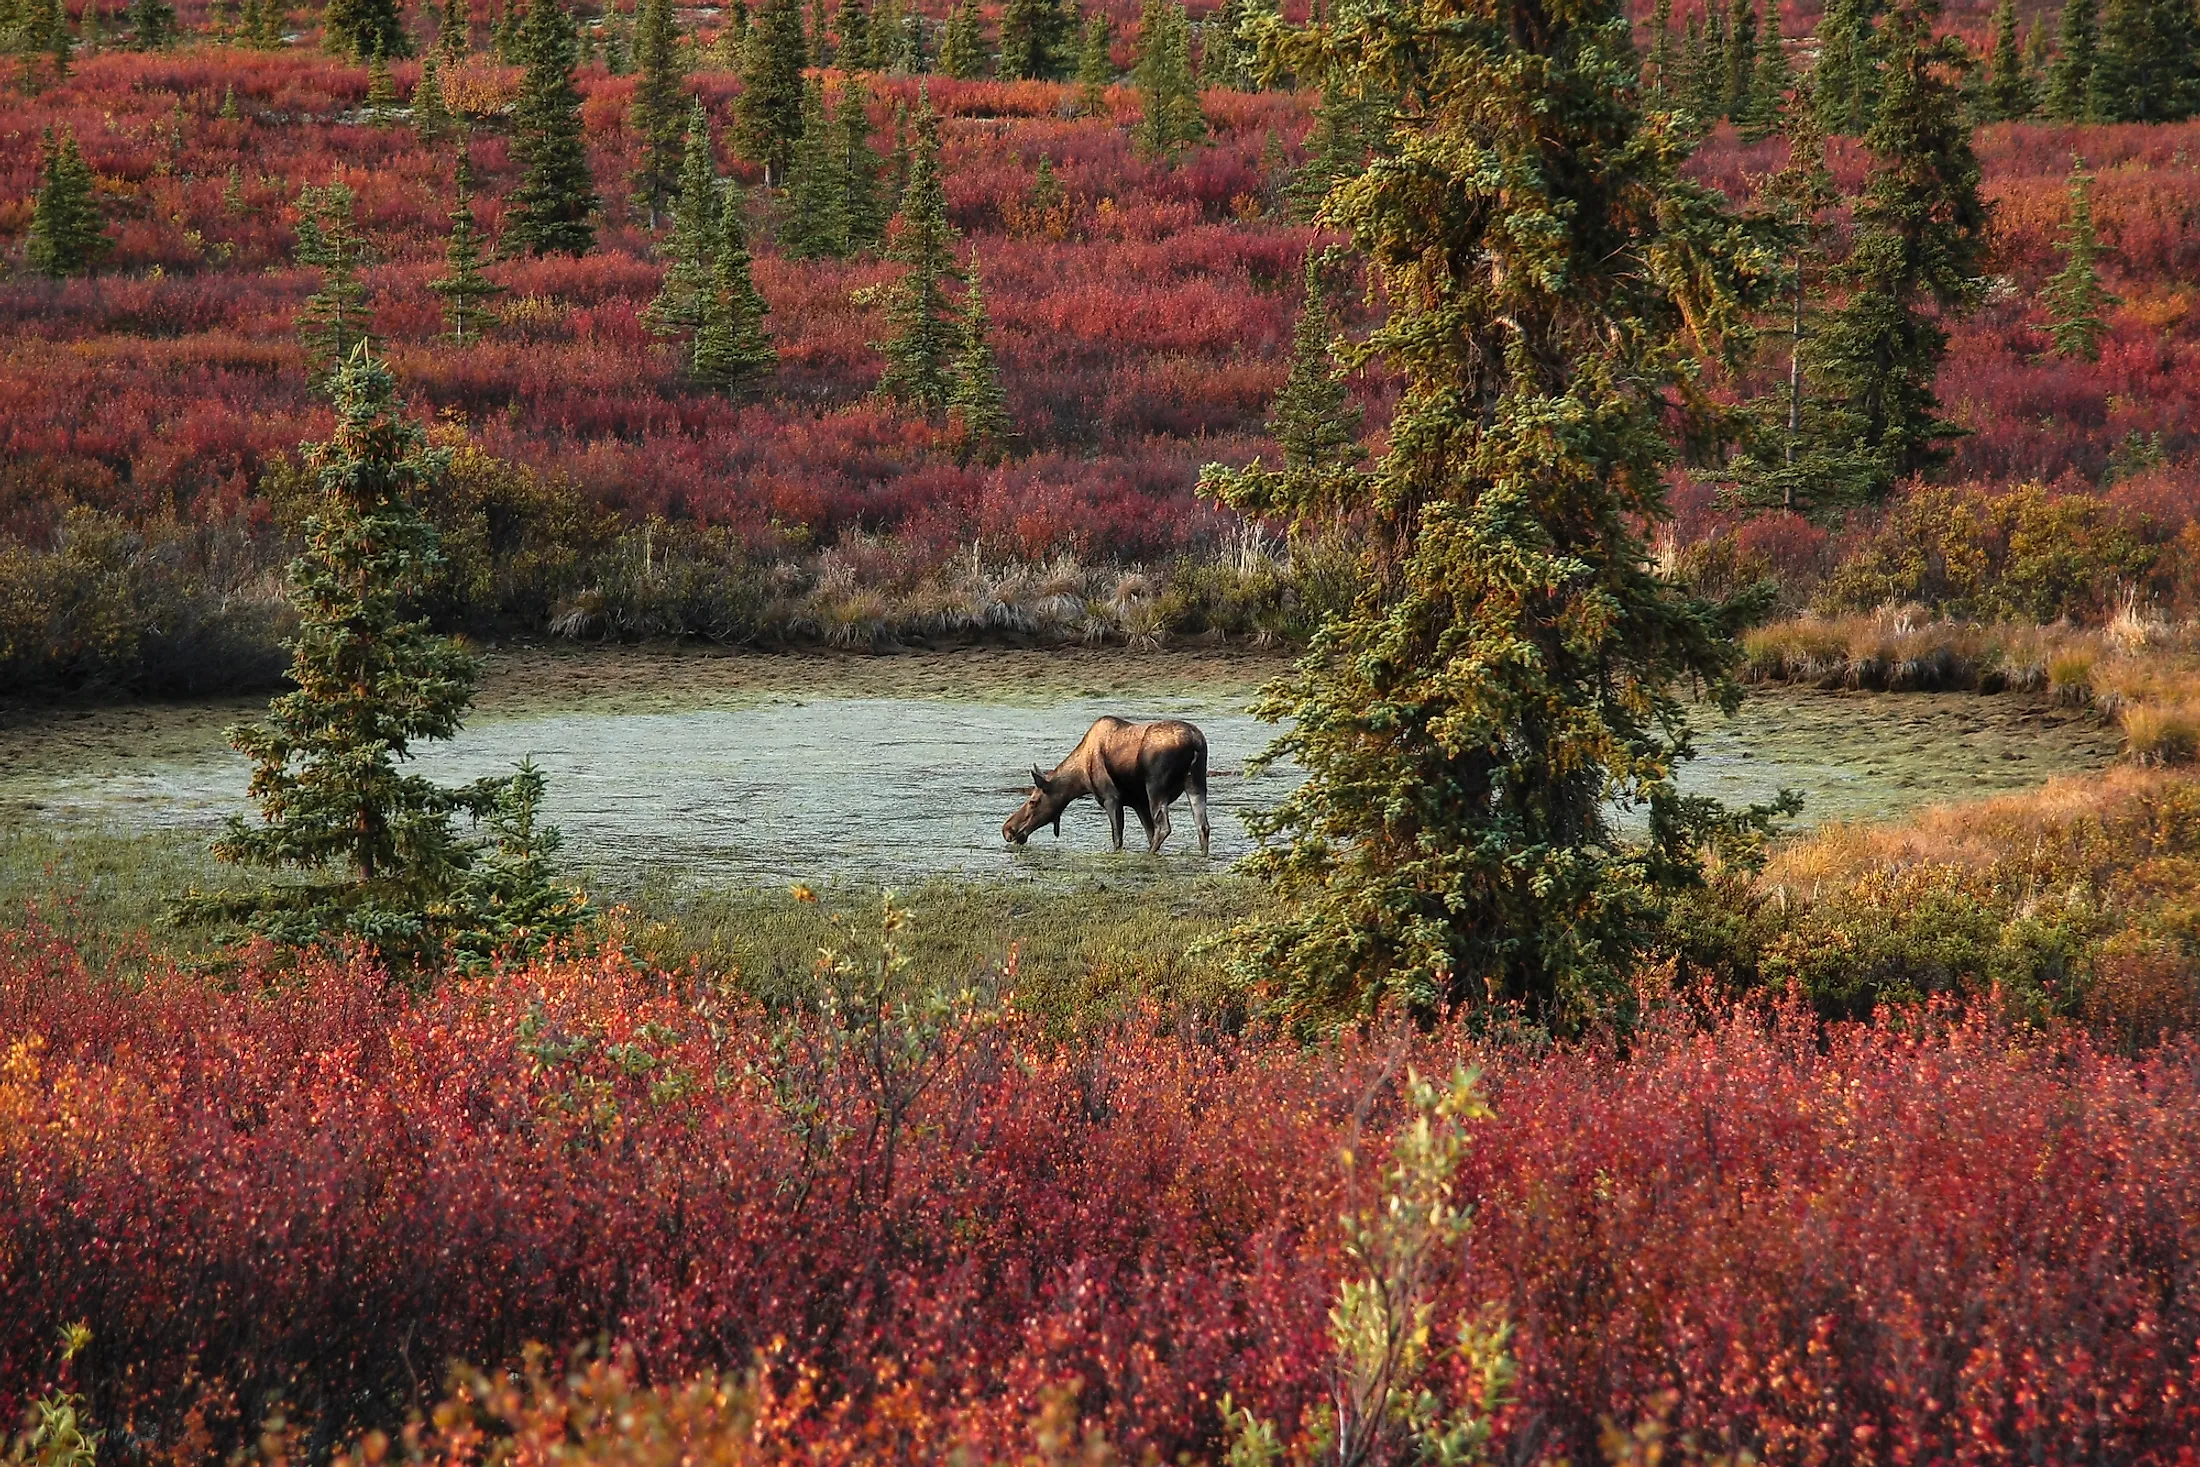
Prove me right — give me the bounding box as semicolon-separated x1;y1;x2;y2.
946;249;1011;461
2045;0;2100;119
2024;17;2052;93
492;0;519;56
1133;0;1204;157
1074;7;1113;111
628;0;689;227
1199;0;1788;1025
837;80;887;250
836;0;867;62
782;74;850;255
171;348;513;963
1721;0;1757;121
1811;1;1988;488
997;0;1068;78
646;102;722;337
439;0;469;58
1683;9;1724;122
1726;78;1877;513
1814;0;1879;133
322;0;403;57
1981;0;2036;119
127;0;173;47
1742;0;1789;137
875;94;961;416
414;51;455;137
937;0;986;77
25;129;110;278
1286;74;1384;220
505;0;599;255
365;43;400;123
430;149;505;343
807;0;828;62
296;183;374;381
2043;159;2114;359
2093;0;2200;121
1269;251;1361;482
1648;0;1674;94
737;0;806;183
691;183;775;391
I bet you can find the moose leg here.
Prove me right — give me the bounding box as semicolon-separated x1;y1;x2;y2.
1133;804;1157;852
1191;785;1210;855
1104;794;1126;851
1145;778;1174;853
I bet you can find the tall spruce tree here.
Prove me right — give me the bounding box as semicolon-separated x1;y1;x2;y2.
1286;73;1385;219
1200;0;1786;1025
937;0;986;76
945;249;1011;460
737;0;806;182
1074;7;1113;111
836;0;867;62
782;75;850;256
1721;0;1757;120
1742;0;1790;137
1132;0;1204;157
414;52;455;137
1648;0;1674;94
505;0;599;254
1814;0;1879;133
875;93;960;416
807;0;828;61
322;0;403;57
127;0;174;47
646;101;722;337
1810;0;1988;488
837;80;887;250
691;182;775;390
25;128;110;277
365;43;400;123
2045;0;2100;118
1269;250;1361;484
997;0;1068;78
429;149;505;343
1683;9;1724;122
296;183;374;381
171;348;569;964
628;0;688;226
2093;0;2200;121
1981;0;2035;118
2043;159;2114;359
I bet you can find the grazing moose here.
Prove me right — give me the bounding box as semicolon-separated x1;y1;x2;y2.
1002;717;1210;855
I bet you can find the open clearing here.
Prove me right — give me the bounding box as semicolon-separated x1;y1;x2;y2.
1;644;2118;887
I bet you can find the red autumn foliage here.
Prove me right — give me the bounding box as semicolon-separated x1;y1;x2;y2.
5;924;2199;1463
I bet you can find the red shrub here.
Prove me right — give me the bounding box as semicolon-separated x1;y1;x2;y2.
4;929;2199;1464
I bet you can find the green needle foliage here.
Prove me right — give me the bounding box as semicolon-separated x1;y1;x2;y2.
2043;159;2115;360
414;52;455;138
782;75;850;257
836;81;888;252
1074;7;1114;112
875;93;961;418
1265;250;1360;491
2094;0;2200;122
505;0;599;255
365;43;399;123
937;0;987;78
1133;0;1204;158
627;0;690;228
429;148;506;344
25;128;110;278
1742;0;1790;139
737;0;806;184
1647;0;1673;95
2046;0;2099;119
127;0;173;48
1813;0;1880;134
1981;0;2036;119
646;100;723;337
322;0;403;57
1201;0;1788;1028
171;349;583;970
295;182;374;383
1721;0;1756;122
691;183;776;392
836;0;868;65
945;249;1011;461
1810;0;1989;489
996;0;1069;79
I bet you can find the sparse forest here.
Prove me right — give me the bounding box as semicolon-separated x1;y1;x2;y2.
9;0;2200;1458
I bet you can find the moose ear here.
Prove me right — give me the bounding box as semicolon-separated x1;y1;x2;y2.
1031;765;1049;791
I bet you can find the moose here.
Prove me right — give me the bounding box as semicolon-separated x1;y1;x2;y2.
1002;717;1211;855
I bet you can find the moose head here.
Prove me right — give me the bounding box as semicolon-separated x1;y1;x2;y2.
1002;766;1074;846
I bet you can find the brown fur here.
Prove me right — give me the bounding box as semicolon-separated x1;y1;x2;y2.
1002;717;1211;855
